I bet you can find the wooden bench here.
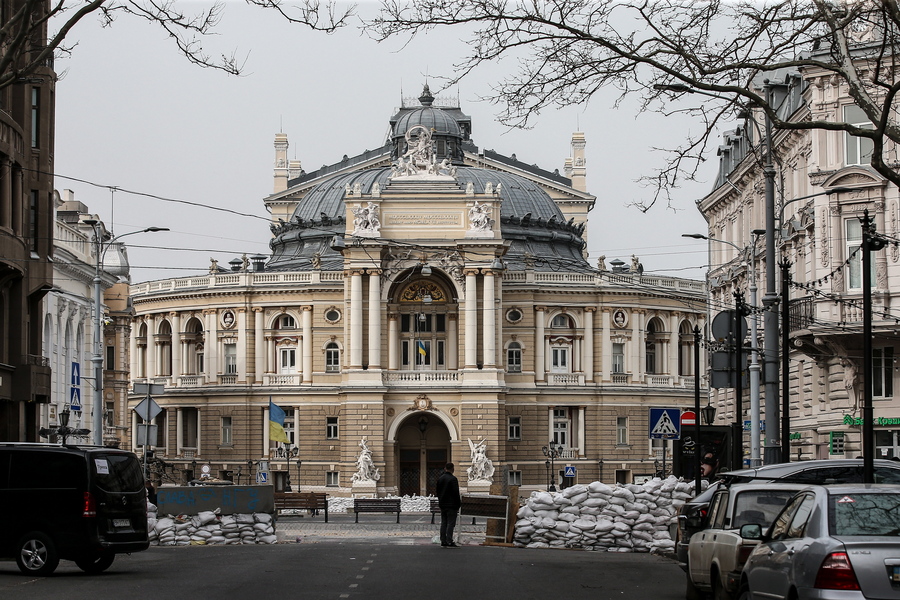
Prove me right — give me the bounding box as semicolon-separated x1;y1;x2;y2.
430;498;440;524
353;498;402;523
274;492;329;522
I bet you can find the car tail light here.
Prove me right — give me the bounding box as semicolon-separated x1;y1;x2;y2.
82;491;97;517
738;544;755;565
814;552;860;590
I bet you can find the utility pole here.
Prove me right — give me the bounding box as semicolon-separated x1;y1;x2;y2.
861;209;886;483
694;326;702;495
733;291;745;470
762;81;783;464
781;261;791;461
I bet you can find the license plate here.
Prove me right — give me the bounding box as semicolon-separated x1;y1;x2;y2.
113;519;131;528
892;566;900;582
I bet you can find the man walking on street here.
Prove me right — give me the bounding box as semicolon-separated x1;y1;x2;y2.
435;462;461;547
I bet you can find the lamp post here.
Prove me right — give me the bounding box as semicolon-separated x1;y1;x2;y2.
79;217;168;446
542;442;564;492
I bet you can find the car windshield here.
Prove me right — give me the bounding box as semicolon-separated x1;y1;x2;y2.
830;492;900;536
732;489;798;528
92;453;144;493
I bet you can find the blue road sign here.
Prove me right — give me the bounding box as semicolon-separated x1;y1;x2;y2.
564;466;576;478
69;387;82;411
71;362;80;386
649;408;681;440
256;472;268;484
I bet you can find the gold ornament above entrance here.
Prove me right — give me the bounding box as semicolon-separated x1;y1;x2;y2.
400;281;446;303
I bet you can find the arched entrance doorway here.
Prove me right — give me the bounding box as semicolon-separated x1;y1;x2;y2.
396;412;450;497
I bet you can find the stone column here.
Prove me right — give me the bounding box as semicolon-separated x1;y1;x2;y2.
448;314;458;370
584;308;595;382
302;306;313;383
171;312;182;378
535;306;546;382
205;310;218;382
875;200;889;291
669;312;680;376
482;269;496;367
601;309;611;382
350;270;363;368
464;269;478;368
388;313;399;370
634;310;644;381
254;308;265;383
146;315;157;379
196;408;202;457
368;270;381;369
236;309;247;382
176;408;183;456
130;319;139;379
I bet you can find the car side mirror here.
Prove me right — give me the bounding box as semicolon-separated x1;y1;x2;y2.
740;523;763;540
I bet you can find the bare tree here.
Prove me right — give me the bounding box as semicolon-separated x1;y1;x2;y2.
371;0;900;209
0;0;354;89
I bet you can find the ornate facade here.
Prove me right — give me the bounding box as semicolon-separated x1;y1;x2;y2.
128;87;707;494
699;61;900;462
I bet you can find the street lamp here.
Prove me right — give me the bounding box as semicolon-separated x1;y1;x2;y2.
702;402;717;426
80;217;168;446
542;442;564;492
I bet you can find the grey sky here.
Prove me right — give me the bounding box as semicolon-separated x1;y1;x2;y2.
53;2;714;283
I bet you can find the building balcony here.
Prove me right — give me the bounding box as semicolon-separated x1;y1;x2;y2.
264;373;301;386
177;375;206;387
547;373;585;386
383;370;460;385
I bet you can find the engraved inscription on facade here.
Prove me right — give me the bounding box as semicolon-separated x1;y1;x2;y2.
385;212;461;227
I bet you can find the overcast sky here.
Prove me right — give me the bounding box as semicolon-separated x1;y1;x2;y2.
53;1;717;284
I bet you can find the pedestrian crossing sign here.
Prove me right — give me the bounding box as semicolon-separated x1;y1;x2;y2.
564;466;576;478
649;408;681;440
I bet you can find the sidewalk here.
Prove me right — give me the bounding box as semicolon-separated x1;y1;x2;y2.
274;511;487;545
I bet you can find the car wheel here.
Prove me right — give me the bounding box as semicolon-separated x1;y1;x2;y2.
75;552;115;574
15;532;59;576
735;584;751;600
686;574;706;600
713;572;731;600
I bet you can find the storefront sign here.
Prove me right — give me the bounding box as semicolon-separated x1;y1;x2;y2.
843;415;900;426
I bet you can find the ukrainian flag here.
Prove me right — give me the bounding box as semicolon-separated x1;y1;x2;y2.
269;399;290;443
417;340;427;356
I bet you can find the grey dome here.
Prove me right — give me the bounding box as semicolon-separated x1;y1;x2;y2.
266;166;589;273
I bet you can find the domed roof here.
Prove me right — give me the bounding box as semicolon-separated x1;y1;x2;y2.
391;85;463;140
266;166;589;273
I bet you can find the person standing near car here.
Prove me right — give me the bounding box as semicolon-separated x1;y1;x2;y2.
436;463;461;547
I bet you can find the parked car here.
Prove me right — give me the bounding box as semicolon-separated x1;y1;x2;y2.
737;484;900;600
676;459;900;569
687;482;806;600
0;443;150;575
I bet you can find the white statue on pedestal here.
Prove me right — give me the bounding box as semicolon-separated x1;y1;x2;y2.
466;438;495;483
352;437;380;483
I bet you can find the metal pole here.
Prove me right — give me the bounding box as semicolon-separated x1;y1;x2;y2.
748;234;762;466
733;292;744;469
694;326;702;495
862;210;876;483
762;82;783;464
91;229;104;446
781;261;791;461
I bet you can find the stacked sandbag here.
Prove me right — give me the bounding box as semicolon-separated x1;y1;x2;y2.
147;500;159;544
148;510;278;546
513;476;708;553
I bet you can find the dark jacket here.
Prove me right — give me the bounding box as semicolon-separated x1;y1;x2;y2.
435;470;461;509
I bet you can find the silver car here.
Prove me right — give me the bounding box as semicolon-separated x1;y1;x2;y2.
737;484;900;600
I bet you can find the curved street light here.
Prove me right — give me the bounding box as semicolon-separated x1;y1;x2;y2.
80;219;168;446
542;442;564;492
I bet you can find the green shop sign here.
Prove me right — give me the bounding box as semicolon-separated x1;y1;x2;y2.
843;415;900;426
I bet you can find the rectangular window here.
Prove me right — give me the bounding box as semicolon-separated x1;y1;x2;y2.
279;347;296;373
30;190;38;252
844;105;874;166
415;340;431;366
553;408;568;446
551;347;568;372
616;417;628;446
283;409;295;444
846;219;876;290
221;416;233;445
436;340;445;368
612;343;625;373
224;344;237;374
197;352;204;374
325;345;340;372
508;470;522;486
106;345;115;370
507;344;522;373
326;416;339;439
326;471;339;487
401;340;409;367
508;416;521;441
874;347;894;398
30;87;39;148
646;343;656;374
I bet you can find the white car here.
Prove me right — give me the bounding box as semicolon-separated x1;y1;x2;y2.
687;482;805;600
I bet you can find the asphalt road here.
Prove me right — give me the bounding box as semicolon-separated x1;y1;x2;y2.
0;542;686;600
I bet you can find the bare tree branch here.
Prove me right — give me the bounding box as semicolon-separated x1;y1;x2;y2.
370;0;900;209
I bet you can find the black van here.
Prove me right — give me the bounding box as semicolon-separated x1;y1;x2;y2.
0;443;149;575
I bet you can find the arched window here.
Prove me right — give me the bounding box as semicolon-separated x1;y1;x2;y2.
325;342;340;373
276;314;296;329
158;320;172;376
551;314;573;328
507;342;522;373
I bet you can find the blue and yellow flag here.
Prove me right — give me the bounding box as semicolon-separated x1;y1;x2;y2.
417;340;427;356
269;399;290;443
